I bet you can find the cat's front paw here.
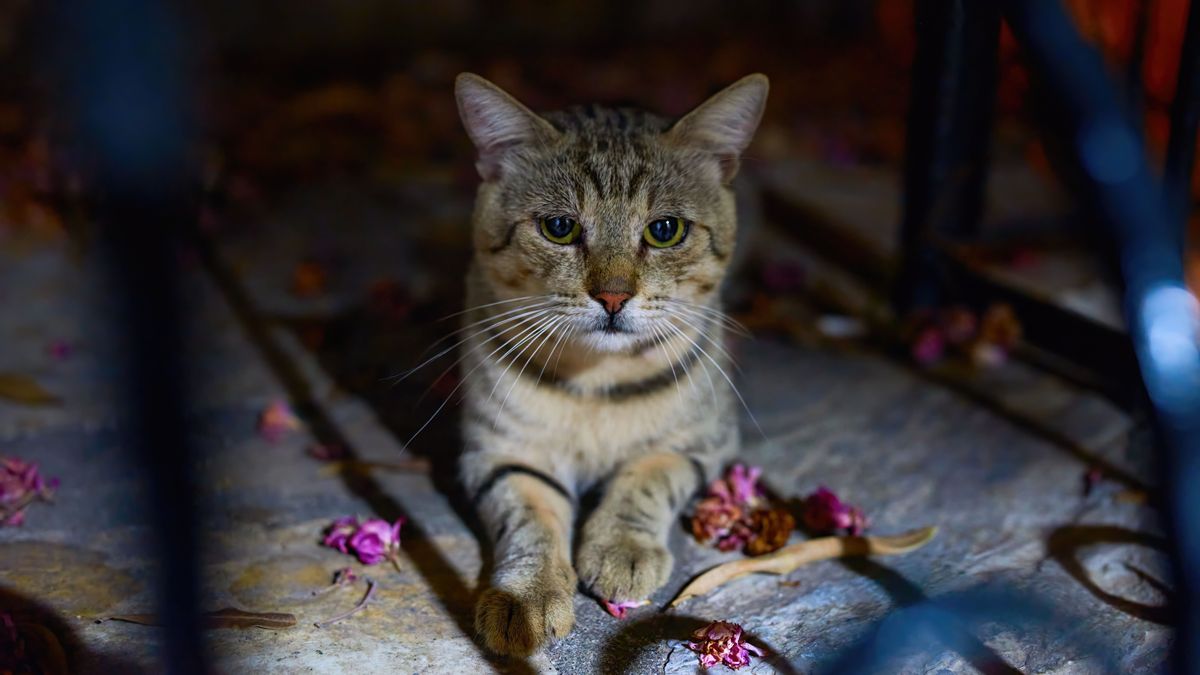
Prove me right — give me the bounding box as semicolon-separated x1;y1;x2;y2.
475;562;576;656
577;533;673;602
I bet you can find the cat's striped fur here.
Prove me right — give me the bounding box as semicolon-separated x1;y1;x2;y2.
453;72;768;656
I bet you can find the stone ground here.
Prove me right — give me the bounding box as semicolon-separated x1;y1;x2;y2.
0;169;1174;673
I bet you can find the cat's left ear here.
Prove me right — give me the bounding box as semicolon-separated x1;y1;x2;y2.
668;74;769;183
455;73;559;181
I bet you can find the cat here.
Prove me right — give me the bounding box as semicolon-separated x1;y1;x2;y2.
453;71;768;656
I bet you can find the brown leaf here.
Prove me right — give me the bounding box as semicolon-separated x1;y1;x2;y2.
0;374;60;406
670;526;938;607
105;608;297;630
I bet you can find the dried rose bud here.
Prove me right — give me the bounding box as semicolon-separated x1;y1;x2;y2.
348;517;404;565
691;495;744;545
308;443;348;462
258;400;302;442
938;306;978;345
726;464;763;507
686;620;763;670
291;260;327;297
602;598;649;619
322;516;359;554
911;326;945;366
0;457;58;527
978;303;1022;350
802;486;869;536
715;520;756;553
745;507;796;556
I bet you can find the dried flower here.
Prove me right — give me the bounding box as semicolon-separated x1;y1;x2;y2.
322;516;405;569
802;486;868;536
938;306;978;345
348;518;404;565
911;325;945;366
258;400;301;442
291;260;327;297
686;620;763;670
745;507;796;556
602;598;649;619
322;516;359;554
692;464;782;554
308;443;348;462
46;340;73;361
978;303;1022;350
691;494;746;545
0;456;58;527
726;464;763;506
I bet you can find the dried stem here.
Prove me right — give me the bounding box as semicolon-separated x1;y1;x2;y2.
314;578;377;628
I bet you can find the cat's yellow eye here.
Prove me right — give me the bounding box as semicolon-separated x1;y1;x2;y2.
643;217;689;248
539;216;581;245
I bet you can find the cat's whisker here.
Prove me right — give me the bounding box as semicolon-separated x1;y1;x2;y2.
411;309;554;406
666;299;751;338
409;299;557;366
483;314;562;407
436;294;552;322
535;320;575;390
404;313;560;448
664;318;767;442
649;323;689;409
663;320;718;404
662;310;744;375
493;315;569;430
387;305;555;384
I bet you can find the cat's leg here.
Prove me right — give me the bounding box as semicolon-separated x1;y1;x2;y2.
576;452;707;602
472;464;576;656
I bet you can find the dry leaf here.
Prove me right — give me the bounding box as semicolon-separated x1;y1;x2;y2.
105;608;297;630
670;526;938;607
0;374;59;406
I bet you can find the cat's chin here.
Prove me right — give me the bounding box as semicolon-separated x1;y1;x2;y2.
578;328;649;354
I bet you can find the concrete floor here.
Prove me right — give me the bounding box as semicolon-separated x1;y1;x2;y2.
0;174;1173;673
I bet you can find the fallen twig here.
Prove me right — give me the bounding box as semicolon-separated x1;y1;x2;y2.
669;526;938;607
314;577;377;628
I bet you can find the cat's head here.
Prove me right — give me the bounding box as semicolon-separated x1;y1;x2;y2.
455;73;768;353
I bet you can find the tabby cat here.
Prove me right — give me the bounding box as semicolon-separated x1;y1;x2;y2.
453;72;768;655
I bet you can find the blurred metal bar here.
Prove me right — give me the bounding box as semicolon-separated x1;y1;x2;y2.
1004;1;1200;673
1166;0;1200;239
56;0;208;672
893;0;1001;311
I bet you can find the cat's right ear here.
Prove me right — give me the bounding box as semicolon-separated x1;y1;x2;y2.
455;73;558;181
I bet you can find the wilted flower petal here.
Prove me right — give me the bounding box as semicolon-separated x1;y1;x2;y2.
726;464;763;506
686;620;763;670
745;507;796;556
322;516;359;554
258;400;302;442
347;517;405;565
0;456;58;527
602;598;649;619
802;486;869;536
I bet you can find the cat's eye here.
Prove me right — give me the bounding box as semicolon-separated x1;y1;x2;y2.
539;216;581;245
643;217;689;248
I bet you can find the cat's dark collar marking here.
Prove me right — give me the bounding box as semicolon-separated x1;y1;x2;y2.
472;464;573;508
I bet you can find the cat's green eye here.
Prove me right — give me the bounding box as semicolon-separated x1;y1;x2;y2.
539;216;581;245
643;217;689;248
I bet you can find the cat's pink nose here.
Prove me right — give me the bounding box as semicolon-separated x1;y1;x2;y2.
591;290;632;315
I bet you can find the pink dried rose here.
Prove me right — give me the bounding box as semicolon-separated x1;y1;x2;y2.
692;464;779;553
802;486;868;536
308;443;348;462
348;518;404;565
911;325;945;366
686;620;763;670
602;598;649;619
726;464;763;506
0;456;59;527
322;516;359;554
258;400;301;442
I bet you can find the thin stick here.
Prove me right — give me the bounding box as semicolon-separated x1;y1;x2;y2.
314;578;377;628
